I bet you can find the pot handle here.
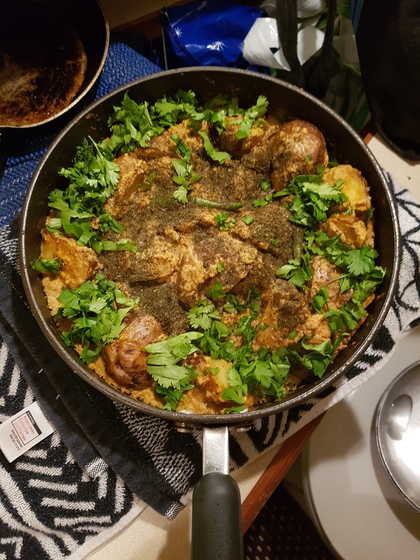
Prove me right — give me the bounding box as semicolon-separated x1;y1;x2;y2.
191;426;243;560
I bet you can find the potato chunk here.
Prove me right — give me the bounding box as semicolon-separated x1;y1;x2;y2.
323;164;371;212
271;120;329;189
41;231;99;313
321;213;371;248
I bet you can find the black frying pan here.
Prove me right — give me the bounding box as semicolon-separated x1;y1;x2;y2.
0;0;109;172
19;68;400;559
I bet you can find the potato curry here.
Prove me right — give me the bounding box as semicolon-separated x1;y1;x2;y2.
33;91;385;414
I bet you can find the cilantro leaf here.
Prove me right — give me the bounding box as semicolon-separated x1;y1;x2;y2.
242;216;254;225
31;257;61;275
145;332;202;389
58;274;138;362
276;252;312;289
312;287;329;312
198;131;231;163
236;95;268;139
259;177;271;192
206;282;225;301
344;246;377;276
215;213;236;231
173;186;189;204
187;300;221;331
171;134;191;161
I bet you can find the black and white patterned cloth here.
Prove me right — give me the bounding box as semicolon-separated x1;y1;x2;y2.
0;45;419;560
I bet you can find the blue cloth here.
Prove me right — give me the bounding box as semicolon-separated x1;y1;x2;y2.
0;41;160;228
165;0;262;67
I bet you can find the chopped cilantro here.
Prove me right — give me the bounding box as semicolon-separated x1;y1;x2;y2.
259;177;271;192
32;257;61;275
206;282;225;301
198;131;231;163
276;251;312;289
58;274;138;363
187;300;221;330
344;246;377;276
98;213;124;233
215;213;236;231
173;186;189;204
288;330;298;339
312;287;329;312
155;377;195;410
274;171;347;227
145;332;202;389
216;262;225;273
236;95;268;139
242;216;254;225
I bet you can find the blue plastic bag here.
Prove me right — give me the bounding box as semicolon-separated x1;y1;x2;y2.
164;0;262;67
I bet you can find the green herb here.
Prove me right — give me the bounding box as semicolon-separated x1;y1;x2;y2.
170;137;201;204
242;216;254;225
206;282;225;301
276;251;312;289
45;216;62;234
236;95;268;139
344;246;377;276
155;377;195;410
274;172;346;227
145;332;202;389
98;213;124;233
171;134;191;160
31;257;62;275
270;239;279;247
259;177;271;192
216;262;225;273
312;287;329;312
187;300;221;331
251;194;272;208
215;213;236;231
57;274;138;362
198;131;231;163
173;186;189;204
222;368;246;404
91;238;137;255
288;330;298;339
106;93;164;154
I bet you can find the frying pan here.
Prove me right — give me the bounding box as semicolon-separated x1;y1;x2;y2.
0;0;109;171
19;68;400;559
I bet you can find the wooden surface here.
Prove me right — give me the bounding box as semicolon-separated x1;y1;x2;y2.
241;415;324;533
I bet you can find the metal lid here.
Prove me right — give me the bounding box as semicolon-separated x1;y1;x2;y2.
375;360;420;512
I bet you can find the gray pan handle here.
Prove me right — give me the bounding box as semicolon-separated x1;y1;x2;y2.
191;427;243;560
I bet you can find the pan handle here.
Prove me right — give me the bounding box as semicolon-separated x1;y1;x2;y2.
191;426;243;560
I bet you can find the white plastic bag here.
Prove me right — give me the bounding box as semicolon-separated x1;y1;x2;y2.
243;17;324;71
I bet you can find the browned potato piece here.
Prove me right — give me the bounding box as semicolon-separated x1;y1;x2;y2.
218;116;279;172
41;231;100;313
271;120;329;189
321;213;371;248
323;164;371;212
103;311;164;388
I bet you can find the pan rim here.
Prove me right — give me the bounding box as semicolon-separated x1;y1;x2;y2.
19;66;401;426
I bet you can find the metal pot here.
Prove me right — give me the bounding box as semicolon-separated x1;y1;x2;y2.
19;68;400;559
0;0;109;174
